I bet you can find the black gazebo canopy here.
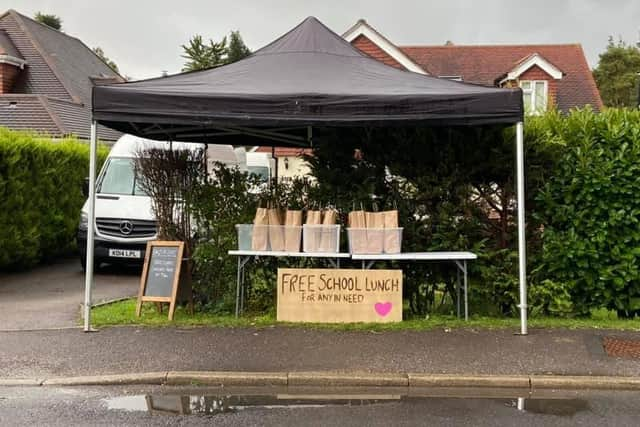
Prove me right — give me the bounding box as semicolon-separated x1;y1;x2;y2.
85;17;528;335
92;17;523;146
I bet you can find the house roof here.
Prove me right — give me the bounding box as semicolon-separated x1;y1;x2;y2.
0;94;120;140
342;19;426;74
400;44;603;111
255;146;312;157
0;9;123;140
0;29;22;60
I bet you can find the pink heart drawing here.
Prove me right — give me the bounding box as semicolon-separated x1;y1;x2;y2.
374;302;392;317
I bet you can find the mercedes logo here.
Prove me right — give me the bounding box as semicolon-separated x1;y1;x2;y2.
119;220;133;235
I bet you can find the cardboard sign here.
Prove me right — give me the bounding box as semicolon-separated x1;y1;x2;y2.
136;241;184;320
277;268;402;323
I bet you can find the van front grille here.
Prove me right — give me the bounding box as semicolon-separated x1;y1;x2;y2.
96;218;157;238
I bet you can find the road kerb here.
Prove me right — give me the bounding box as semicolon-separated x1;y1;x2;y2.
4;372;640;390
408;374;530;388
165;371;288;386
43;372;167;386
0;378;44;386
530;375;640;390
288;372;408;387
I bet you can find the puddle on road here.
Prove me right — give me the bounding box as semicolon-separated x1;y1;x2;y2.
103;390;588;417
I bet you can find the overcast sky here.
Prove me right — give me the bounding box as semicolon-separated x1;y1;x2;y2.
4;0;640;80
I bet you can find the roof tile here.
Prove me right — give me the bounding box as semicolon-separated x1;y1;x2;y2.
400;44;602;111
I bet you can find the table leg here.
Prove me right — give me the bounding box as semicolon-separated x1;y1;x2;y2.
240;275;245;314
456;268;461;319
235;257;241;318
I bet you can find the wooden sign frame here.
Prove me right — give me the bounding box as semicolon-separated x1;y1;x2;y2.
136;240;184;320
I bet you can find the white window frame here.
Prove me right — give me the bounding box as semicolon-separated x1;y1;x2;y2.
520;80;548;114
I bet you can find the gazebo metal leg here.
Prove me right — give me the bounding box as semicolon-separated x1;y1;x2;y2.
516;121;528;335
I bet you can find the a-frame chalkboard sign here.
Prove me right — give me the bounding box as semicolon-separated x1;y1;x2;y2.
136;241;185;320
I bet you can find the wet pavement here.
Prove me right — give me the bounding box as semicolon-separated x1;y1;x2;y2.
1;385;639;426
1;325;639;379
0;258;139;330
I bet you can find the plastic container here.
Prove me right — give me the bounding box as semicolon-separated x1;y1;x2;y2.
303;225;340;253
236;224;254;250
347;228;403;254
236;224;303;252
383;227;403;254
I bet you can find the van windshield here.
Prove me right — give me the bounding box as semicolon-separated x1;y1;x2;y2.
248;166;270;182
98;158;146;196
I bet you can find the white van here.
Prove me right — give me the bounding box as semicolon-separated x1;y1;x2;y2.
246;150;275;182
77;135;242;270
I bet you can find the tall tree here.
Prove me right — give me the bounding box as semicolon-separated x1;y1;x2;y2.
593;37;640;108
181;31;251;72
34;12;62;30
181;35;227;72
93;47;119;74
226;31;251;63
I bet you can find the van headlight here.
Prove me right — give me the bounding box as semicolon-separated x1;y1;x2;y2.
79;212;88;230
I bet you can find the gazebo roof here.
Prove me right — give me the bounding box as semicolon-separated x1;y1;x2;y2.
92;17;523;145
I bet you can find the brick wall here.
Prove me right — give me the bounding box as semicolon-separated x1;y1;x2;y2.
0;63;19;93
518;65;558;108
351;35;404;69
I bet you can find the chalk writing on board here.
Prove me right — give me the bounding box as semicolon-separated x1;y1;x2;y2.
144;246;179;298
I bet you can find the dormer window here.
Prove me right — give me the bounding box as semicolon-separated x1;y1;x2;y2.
520;80;547;114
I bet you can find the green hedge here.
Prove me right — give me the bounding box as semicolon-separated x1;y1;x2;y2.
537;108;640;317
0;128;109;270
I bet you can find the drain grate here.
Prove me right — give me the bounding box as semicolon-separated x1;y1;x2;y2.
602;337;640;359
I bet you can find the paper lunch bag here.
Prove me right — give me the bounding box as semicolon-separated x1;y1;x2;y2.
268;208;285;251
251;207;269;250
284;210;303;252
365;211;385;254
348;210;367;254
304;210;323;252
382;209;401;254
318;209;338;252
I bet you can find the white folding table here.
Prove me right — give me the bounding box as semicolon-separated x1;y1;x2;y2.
227;250;351;316
351;252;477;320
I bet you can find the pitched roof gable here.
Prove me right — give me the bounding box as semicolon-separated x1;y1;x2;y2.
342;19;427;74
0;9;123;140
498;52;563;84
4;9;123;105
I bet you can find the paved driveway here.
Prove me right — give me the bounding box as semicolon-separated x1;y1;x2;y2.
0;258;139;331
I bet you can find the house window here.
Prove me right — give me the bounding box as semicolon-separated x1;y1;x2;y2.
520;80;547;113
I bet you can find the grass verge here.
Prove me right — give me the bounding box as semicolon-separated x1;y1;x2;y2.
90;299;640;331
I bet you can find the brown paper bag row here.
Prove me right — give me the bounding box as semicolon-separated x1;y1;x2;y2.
251;208;337;252
348;210;401;254
305;209;338;253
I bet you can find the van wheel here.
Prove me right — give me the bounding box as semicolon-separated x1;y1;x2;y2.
80;254;101;273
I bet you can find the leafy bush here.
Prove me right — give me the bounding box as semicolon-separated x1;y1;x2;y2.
537;108;640;317
189;163;260;310
0;128;109;270
306;125;558;316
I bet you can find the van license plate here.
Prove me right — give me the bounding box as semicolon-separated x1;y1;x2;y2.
108;249;141;259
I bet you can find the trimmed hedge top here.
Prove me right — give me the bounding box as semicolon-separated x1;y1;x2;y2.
0;128;108;270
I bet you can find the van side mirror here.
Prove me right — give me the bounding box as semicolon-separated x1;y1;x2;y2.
82;177;90;198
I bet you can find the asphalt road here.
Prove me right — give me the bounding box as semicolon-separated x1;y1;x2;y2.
1;385;640;426
0;258;139;331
